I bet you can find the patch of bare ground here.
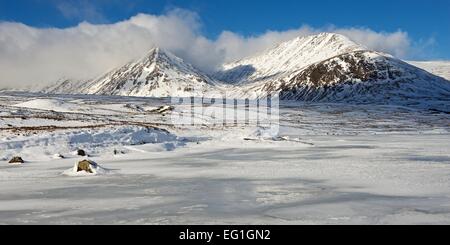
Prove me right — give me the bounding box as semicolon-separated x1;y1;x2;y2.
0;120;173;134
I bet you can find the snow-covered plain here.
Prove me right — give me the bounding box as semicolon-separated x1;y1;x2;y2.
1;92;450;224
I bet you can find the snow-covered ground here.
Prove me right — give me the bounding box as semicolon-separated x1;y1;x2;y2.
1;92;449;224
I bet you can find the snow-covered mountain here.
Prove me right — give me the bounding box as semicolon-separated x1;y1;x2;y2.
215;33;450;110
215;33;365;84
43;33;450;109
45;48;218;97
43;78;92;94
256;51;450;105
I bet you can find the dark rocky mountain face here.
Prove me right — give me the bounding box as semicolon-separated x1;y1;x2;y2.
267;51;450;107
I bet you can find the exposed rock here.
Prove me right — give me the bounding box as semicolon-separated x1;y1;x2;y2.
77;149;87;156
76;160;97;173
63;159;109;176
9;156;24;164
151;105;175;114
124;103;144;112
53;154;65;159
274;50;450;104
113;149;125;155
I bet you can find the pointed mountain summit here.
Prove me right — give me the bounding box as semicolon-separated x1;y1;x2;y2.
215;33;366;84
56;47;218;97
86;47;218;97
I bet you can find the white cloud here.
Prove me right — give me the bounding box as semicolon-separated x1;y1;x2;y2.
332;27;411;58
0;9;420;89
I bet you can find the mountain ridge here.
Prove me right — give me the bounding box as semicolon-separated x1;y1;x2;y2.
45;47;219;97
214;33;367;84
41;33;450;110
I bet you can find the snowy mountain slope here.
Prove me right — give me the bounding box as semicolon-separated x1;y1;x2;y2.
407;61;450;81
281;51;450;103
42;33;450;108
47;48;220;97
214;33;365;84
43;78;93;94
210;33;450;110
234;50;450;110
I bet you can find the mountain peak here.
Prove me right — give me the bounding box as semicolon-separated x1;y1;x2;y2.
139;47;193;71
311;32;353;40
143;47;171;61
279;32;364;54
216;33;365;84
69;46;216;97
146;46;163;54
291;32;349;42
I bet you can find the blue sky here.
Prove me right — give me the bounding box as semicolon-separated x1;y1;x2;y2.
0;0;449;59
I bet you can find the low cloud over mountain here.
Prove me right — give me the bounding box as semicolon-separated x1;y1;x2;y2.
0;8;424;88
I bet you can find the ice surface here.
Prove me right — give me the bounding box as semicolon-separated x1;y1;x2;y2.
0;92;449;224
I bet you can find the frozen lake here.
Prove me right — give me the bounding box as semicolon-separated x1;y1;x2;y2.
0;92;449;224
